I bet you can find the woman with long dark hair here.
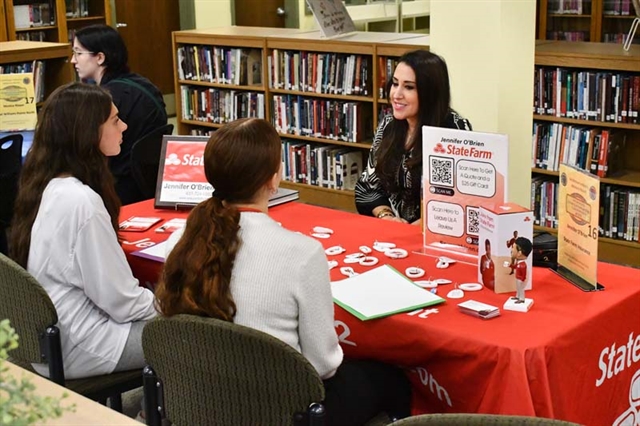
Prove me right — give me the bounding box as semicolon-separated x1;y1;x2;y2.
10;82;156;379
157;118;411;425
355;49;472;224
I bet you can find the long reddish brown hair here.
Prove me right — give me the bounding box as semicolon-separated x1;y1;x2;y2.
155;118;281;321
10;82;120;268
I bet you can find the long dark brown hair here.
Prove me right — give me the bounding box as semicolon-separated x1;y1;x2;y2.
155;118;282;321
376;50;452;196
10;82;120;268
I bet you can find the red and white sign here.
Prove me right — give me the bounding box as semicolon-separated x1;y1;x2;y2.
155;136;212;208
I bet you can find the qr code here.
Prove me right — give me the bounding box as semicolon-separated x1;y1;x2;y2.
466;206;480;235
429;156;454;187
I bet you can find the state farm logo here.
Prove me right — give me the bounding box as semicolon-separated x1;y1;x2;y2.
434;143;446;154
166;153;181;166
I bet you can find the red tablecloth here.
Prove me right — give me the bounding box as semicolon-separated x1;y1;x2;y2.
120;200;640;426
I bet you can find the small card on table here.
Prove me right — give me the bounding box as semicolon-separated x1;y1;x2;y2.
119;216;162;232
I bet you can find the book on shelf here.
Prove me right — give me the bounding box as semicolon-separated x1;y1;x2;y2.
530;178;640;243
179;86;265;124
281;140;364;191
272;95;370;143
65;0;89;18
176;46;263;86
13;2;55;29
534;67;640;124
268;51;370;96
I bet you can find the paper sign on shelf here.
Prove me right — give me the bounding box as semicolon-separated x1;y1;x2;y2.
0;73;37;132
556;164;602;291
305;0;356;38
422;126;509;258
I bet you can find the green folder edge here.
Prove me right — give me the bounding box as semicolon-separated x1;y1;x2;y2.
333;265;446;321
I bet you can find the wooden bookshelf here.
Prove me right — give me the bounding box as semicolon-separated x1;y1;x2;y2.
0;40;72;101
3;0;112;43
532;40;640;267
537;0;639;44
0;0;8;41
172;27;430;212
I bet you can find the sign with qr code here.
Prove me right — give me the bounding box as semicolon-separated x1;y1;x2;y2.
422;126;509;257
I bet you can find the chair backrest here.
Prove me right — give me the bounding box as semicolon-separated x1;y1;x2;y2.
392;414;582;425
142;314;325;425
0;134;24;227
130;123;174;200
0;253;58;364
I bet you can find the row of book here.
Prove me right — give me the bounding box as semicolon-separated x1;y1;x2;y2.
281;140;364;191
0;60;46;103
16;31;47;41
547;0;589;14
534;67;640;124
378;57;399;99
176;46;263;86
65;0;90;18
268;50;370;96
603;0;637;15
531;178;640;242
179;86;265;124
272;95;371;143
604;33;639;45
531;122;626;177
546;31;588;42
13;2;55;29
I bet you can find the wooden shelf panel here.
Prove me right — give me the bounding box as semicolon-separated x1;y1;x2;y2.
534;225;640;267
175;35;265;49
0;41;70;63
533;114;640;130
15;25;58;32
178;79;265;91
548;14;592;18
531;168;640;188
270;88;373;103
280;181;356;213
278;133;372;149
66;16;106;22
535;41;640;72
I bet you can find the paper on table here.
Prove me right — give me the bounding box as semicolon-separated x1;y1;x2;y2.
331;264;446;321
131;241;169;263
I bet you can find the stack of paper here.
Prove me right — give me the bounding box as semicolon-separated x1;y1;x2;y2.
331;265;445;321
458;300;501;320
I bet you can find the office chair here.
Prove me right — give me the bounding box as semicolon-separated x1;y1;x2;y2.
0;253;143;412
142;314;326;426
391;413;582;425
130;123;174;200
0;134;23;255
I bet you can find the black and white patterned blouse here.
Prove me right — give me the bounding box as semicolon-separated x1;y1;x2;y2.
355;112;472;223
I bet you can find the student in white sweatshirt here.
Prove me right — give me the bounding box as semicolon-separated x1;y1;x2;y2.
156;118;411;425
10;82;157;379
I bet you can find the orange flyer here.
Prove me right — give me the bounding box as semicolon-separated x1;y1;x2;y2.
422;126;509;257
557;164;599;288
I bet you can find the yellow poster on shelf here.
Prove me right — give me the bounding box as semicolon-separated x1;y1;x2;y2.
0;73;37;132
557;164;600;290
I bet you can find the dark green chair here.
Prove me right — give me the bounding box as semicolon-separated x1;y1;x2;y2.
391;413;583;425
142;314;326;426
0;253;143;412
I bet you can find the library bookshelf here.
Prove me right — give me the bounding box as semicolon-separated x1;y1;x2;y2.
172;26;428;212
0;40;72;103
2;0;112;43
537;0;639;44
532;40;640;267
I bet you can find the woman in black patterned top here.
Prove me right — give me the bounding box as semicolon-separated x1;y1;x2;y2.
355;50;472;224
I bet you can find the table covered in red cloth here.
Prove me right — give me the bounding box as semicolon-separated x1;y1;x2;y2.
120;200;640;426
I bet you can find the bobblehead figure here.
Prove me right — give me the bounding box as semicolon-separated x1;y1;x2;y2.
504;236;534;312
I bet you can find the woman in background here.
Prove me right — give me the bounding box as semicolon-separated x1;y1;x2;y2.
72;24;167;205
355;49;472;224
156;118;411;425
10;82;156;379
